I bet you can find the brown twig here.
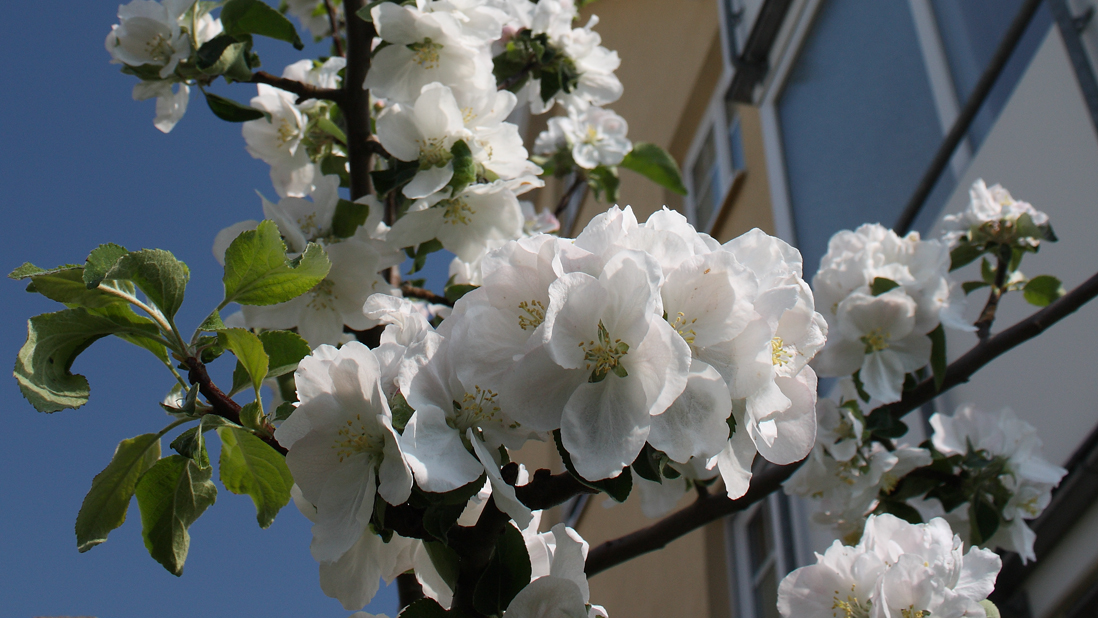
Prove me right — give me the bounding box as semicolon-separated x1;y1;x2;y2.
974;243;1013;342
401;283;453;307
323;0;345;57
184;358;287;455
248;71;345;106
344;0;376;200
554;173;587;218
584;268;1098;577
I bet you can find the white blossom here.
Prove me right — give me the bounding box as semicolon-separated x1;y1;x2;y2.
105;0;192;78
943;179;1052;248
534;107;632;169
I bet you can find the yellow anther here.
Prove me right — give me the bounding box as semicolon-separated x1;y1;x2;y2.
410;38;443;69
517;299;546;331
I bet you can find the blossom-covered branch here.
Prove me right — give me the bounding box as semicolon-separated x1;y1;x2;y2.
248;71;345;105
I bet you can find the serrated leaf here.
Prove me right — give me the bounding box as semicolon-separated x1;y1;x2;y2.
195;33;253;81
217;426;293;528
928;324;947;391
619;142;688;195
170;426;210;469
135;455;217;576
238;400;265;432
204;91;267;122
273;401;296;422
220;0;304;49
75;433;161;553
103;249;190;320
15;306;163;412
949;243;984;272
1023;275;1064;307
473;522;532;616
22;267;130;309
222;220;331;306
83;243;130;288
218;328;268;393
870;277;900;296
259;330;311;379
332;198;370;238
197;310;226;332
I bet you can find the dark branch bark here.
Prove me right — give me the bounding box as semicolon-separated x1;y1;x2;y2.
554;173;587;218
248;71;345;106
185;358;287;455
323;0;345;57
514;469;597;510
401;283;453;307
872;269;1098;424
584;269;1098;578
344;0;376;200
396;573;424;609
974;243;1013;342
585;462;801;576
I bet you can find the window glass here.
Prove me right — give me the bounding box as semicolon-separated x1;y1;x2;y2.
691;129;721;228
777;0;944;272
753;566;781;618
726;99;747;172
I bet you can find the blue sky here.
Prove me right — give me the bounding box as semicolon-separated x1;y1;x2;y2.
0;2;450;616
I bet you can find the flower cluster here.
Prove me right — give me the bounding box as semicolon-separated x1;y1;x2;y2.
777;514;1001;618
944;179;1055;250
812;223;971;403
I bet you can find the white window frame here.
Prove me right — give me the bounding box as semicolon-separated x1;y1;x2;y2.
756;0;975;245
724;493;810;618
683;75;742;234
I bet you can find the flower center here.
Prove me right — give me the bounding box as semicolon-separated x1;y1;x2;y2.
417;137;451;167
307;278;338;311
831;588;871;618
580;321;629;382
451;385;502;430
669;312;697;345
333;414;385;462
900;608;929;618
410;38;443;69
583;125;601;145
517;300;546;331
860;329;890;354
771;336;794;367
440;198;474;225
296;212;322;239
144;33;174;64
277;117;300;146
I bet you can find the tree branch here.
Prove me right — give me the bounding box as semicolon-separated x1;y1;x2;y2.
514;469;598;510
584;462;801;576
872;269;1098;424
584;268;1098;578
974;243;1013;342
554;173;587;218
184;358;287;455
323;0;345;57
401;283;453;307
344;0;376;200
248;71;345;106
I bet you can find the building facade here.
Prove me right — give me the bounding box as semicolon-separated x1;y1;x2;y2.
525;1;1098;617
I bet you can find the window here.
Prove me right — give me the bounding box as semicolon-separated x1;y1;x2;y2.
756;0;1051;271
727;493;799;618
684;83;747;233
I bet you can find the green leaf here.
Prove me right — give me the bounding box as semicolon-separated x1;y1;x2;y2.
218;328;269;393
195;33;253;82
315;116;347;144
217;425;293;528
273;401;296;422
962;280;990;295
949;243;984;272
927;324;947;392
104;249;190;321
422;502;466;542
203;91;267;122
332;198;370;238
870;277;900;296
84;243;130;288
631;444;662;484
980;257;996;285
135;455;218;576
259;330;310;379
398;598;449;618
587;165;620;203
979;600;1002;618
473;522;533;616
423;541;461;590
197;310;227;332
220;0;304;49
877;499;923;525
969;496;1000;546
553;430;632;502
238;400;266;432
371;160;420;197
444;283;478;304
448;140;476;195
390;392;415;432
15;306;163;412
1023;275;1065;307
21;267;130;309
222;220;331;306
619;142;688;195
408;239;444;275
170;426;210;469
75;433;161;553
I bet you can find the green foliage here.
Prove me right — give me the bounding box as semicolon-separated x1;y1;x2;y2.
203;91;267;122
315;116;347;144
949;243;983;272
218;328;269;393
260;330;311;379
444;283;479;304
407;239;444;275
332;198;371;238
631;443;662;484
927;324;947;391
619;142;688;195
15;306;163;412
196;33;254;82
371;159;420;198
84;244;130;288
170;426;211;469
390;392;415;432
980;600;1002;618
135;455;218;576
1023;275;1065;307
553;430;632;502
969;496;1000;546
448;140;476;195
17;266;129;309
217;425;293;528
75;433;161;553
220;0;304;49
473;522;533;616
197;310;227;332
870;277;900;296
586;165;620;203
104;249;191;321
221;220;331;306
423;541;461;589
962;280;990;295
